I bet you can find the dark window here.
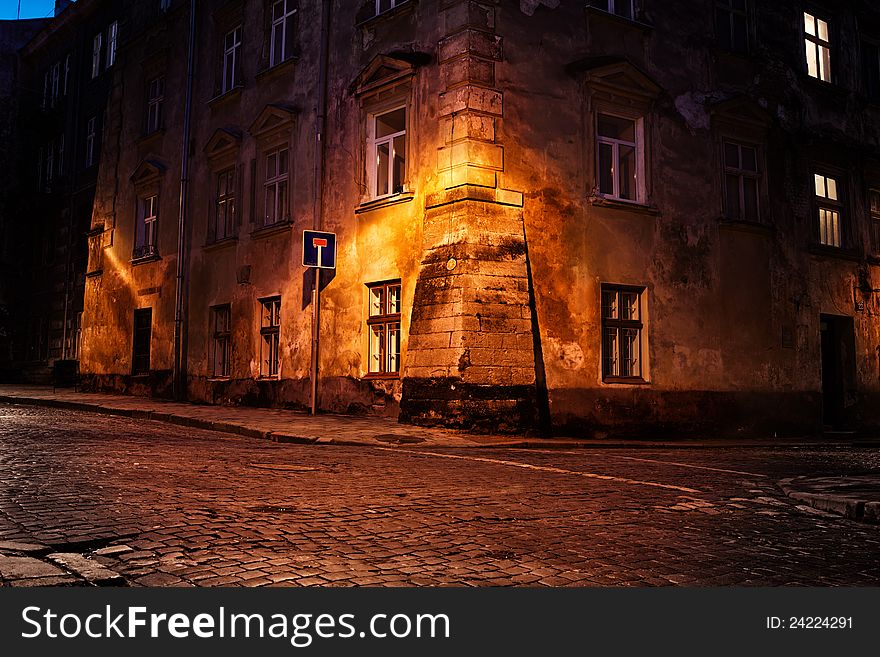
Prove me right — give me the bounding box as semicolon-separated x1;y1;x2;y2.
212;168;236;241
869;189;880;256
269;0;297;67
222;26;242;93
263;147;288;226
715;0;748;53
594;0;634;20
863;40;880;102
211;305;231;378
601;285;644;380
132;308;152;374
259;296;281;377
367;281;401;376
722;141;760;222
146;76;165;134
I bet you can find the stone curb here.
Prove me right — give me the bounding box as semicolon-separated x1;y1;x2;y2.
779;478;878;524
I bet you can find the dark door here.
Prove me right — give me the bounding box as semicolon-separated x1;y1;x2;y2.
132;308;152;374
820;314;856;427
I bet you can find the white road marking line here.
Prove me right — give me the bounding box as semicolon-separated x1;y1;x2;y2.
380;449;701;494
532;450;767;478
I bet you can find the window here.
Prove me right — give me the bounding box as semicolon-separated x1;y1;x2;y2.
594;0;634;19
367;106;406;199
46;140;55;182
159;0;171;11
42;71;49;109
263;147;288;226
269;0;297;67
37;147;43;189
91;33;102;78
601;285;644;380
106;21;118;68
597;113;645;203
213;168;236;241
50;61;60;106
63;54;70;96
259;297;281;378
132;308;152;374
375;0;409;14
366;281;401;376
85;116;97;167
715;0;748;53
722;141;759;222
863;40;880;102
57;135;64;178
134;194;159;259
146;77;164;134
222;26;242;94
814;173;842;247
804;12;831;82
870;189;880;255
211;305;231;378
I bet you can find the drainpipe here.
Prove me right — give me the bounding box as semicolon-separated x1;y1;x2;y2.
309;0;332;415
173;0;197;401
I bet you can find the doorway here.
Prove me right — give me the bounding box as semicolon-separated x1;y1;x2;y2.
819;314;856;428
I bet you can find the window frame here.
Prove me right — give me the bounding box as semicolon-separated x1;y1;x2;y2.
106;21;118;69
258;296;281;378
721;139;761;222
134;193;159;259
269;0;297;68
221;25;242;94
212;167;237;242
714;0;749;53
85;116;97;167
365;280;402;378
262;146;289;227
813;171;844;248
600;284;646;383
595;111;646;205
375;0;409;15
146;76;165;135
366;104;408;201
211;304;232;378
804;10;832;83
869;188;880;257
91;33;102;79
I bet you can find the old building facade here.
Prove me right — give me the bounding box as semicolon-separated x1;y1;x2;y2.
76;0;880;437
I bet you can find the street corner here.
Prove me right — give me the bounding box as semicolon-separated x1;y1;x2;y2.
778;475;880;524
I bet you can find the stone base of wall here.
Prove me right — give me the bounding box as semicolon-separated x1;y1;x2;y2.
547;388;828;438
399;377;538;433
80;370;173;399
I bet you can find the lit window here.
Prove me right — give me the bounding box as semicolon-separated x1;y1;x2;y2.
722;141;760;222
146;76;164;134
85;116;97;167
259;297;281;378
595;0;634;19
132;308;152;375
134;194;159;259
814;173;842;248
366;281;402;376
264;147;289;226
597;113;644;203
106;22;118;68
211;305;231;378
368;107;406;199
601;285;644;380
213;168;236;241
715;0;748;53
222;26;241;94
804;12;831;82
269;0;297;67
91;33;102;78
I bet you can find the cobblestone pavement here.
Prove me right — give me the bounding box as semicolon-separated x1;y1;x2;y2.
1;404;879;587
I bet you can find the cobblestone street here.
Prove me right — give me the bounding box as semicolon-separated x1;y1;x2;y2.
1;403;879;587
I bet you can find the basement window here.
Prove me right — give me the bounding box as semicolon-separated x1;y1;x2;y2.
601;285;644;381
804;12;832;82
814;173;842;248
211;304;231;378
259;296;281;378
366;280;401;376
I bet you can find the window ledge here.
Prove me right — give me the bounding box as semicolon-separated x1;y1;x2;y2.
208;85;243;109
85;269;103;278
589;195;659;215
256;57;297;83
203;236;238;252
137;129;165;146
867;255;880;266
602;377;650;385
718;218;773;235
357;0;417;27
356;192;415;214
251;220;293;239
808;244;862;261
207;377;231;382
364;373;401;381
131;253;161;266
583;6;653;32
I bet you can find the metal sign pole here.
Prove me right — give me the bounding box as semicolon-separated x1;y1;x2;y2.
310;267;321;415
